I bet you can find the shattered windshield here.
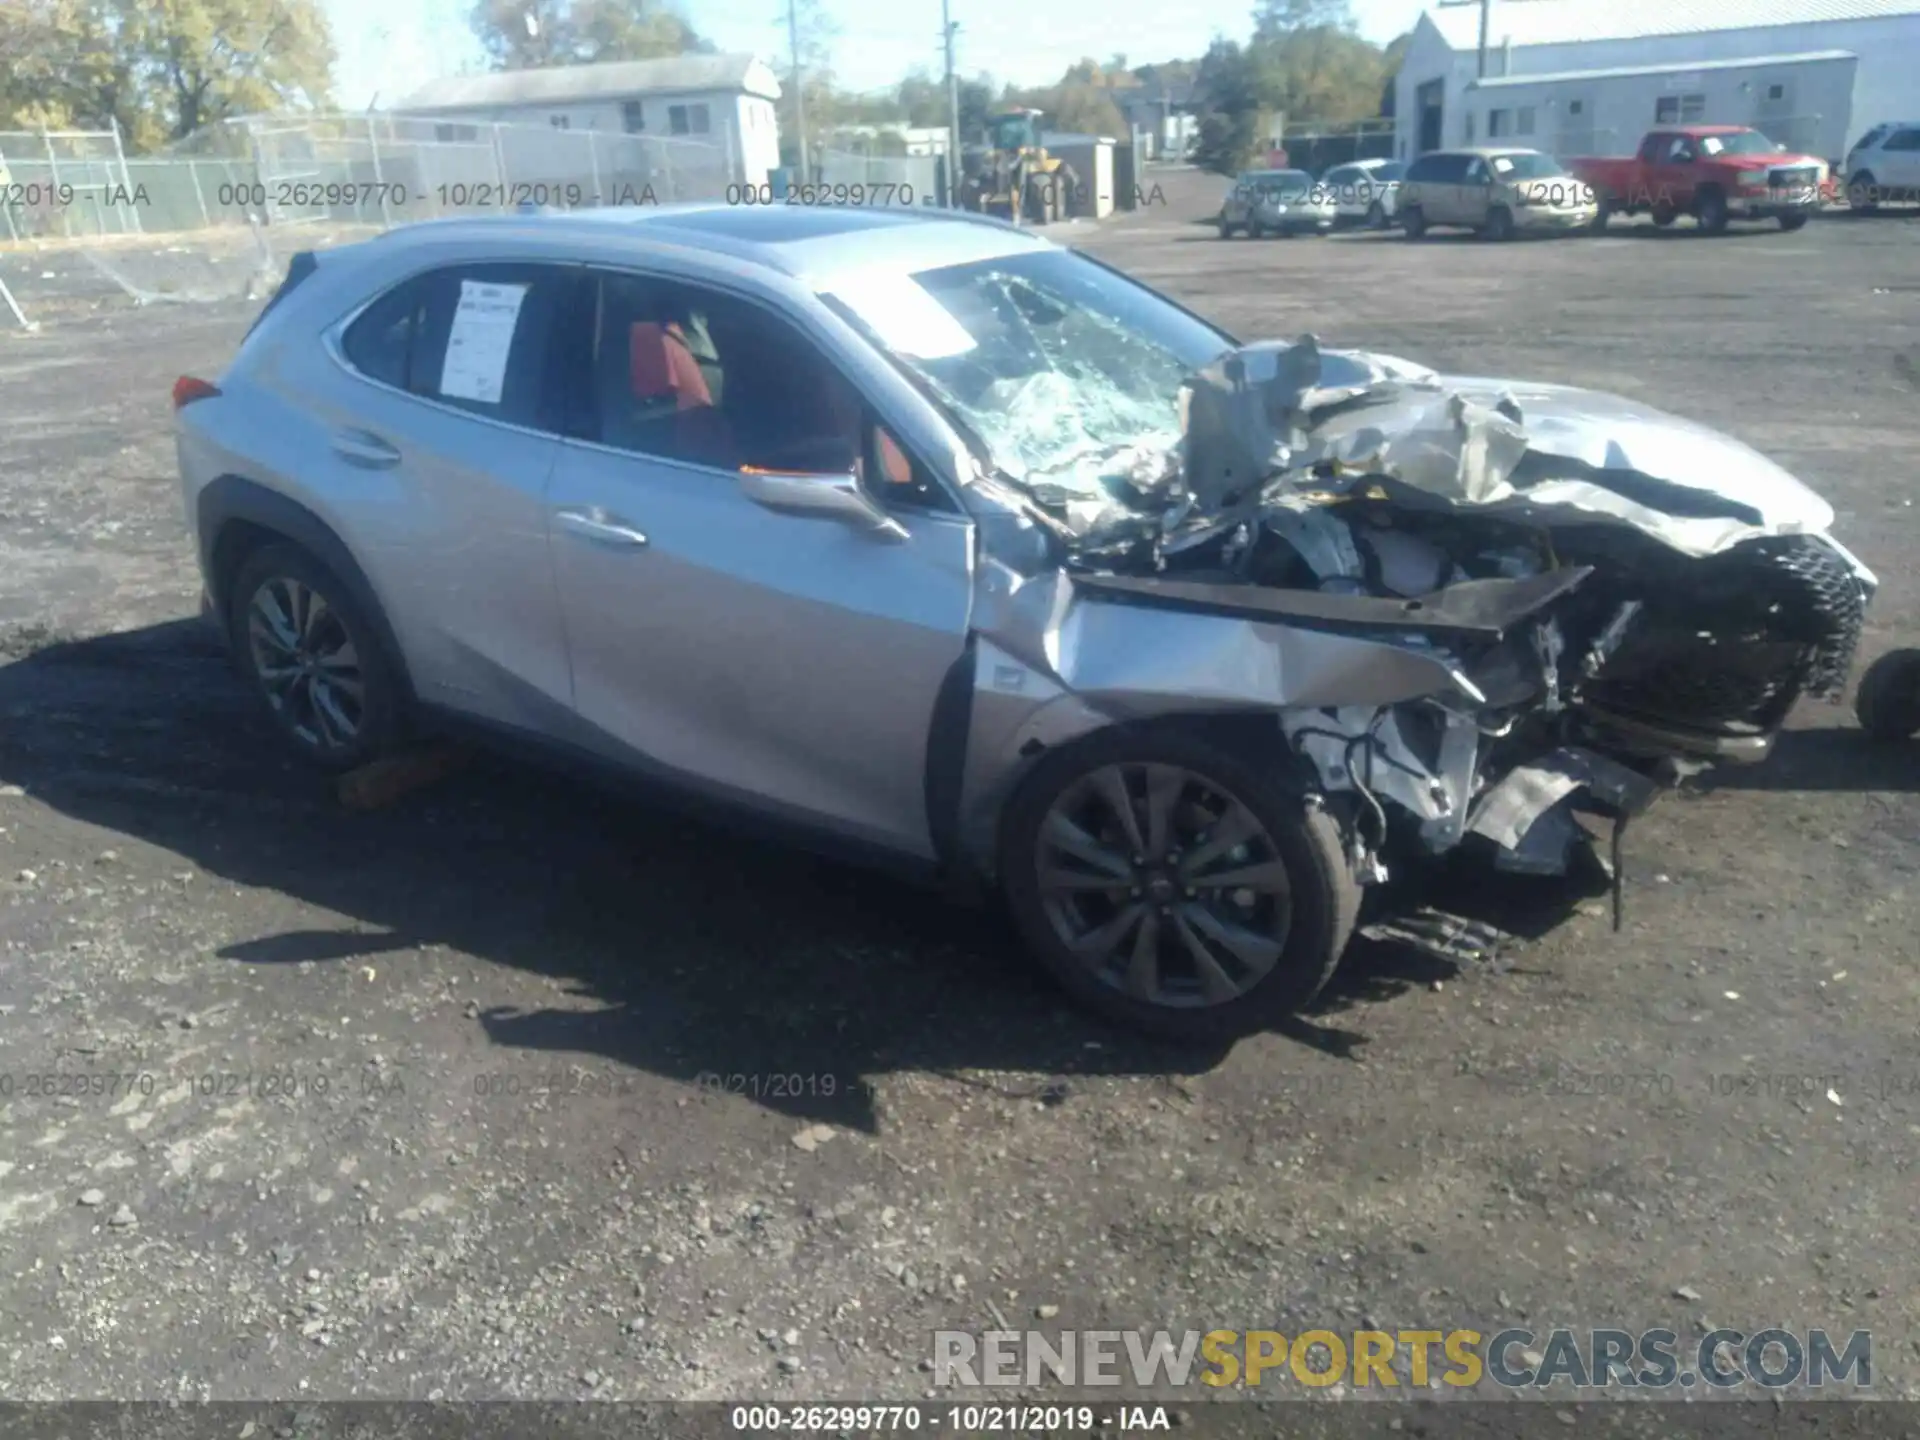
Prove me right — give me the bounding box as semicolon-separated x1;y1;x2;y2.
824;248;1232;510
1699;130;1782;157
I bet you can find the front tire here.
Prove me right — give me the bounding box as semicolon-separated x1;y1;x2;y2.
1367;199;1387;229
1483;205;1515;241
1855;650;1920;742
998;725;1361;1042
1778;211;1809;231
1400;205;1426;239
228;543;404;774
1848;171;1879;214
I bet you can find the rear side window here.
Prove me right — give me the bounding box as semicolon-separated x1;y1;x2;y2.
1886;128;1920;152
340;263;573;430
341;280;421;389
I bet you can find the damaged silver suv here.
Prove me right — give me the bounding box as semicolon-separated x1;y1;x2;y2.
175;204;1874;1040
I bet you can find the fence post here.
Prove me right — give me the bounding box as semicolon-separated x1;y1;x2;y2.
187;157;211;227
0;135;17;241
40;128;72;238
109;116;143;233
366;114;393;229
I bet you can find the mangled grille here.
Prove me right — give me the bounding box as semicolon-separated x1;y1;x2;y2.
1584;535;1865;732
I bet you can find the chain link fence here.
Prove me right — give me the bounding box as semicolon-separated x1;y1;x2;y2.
814;149;941;206
1;112;742;328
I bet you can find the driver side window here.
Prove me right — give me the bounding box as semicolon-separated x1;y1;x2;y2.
579;270;954;511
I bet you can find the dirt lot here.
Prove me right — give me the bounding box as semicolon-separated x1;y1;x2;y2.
2;170;1919;1416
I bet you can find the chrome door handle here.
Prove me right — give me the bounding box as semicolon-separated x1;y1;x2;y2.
554;507;649;549
330;428;400;469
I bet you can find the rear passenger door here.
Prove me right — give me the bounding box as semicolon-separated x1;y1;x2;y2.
327;260;579;727
540;268;975;860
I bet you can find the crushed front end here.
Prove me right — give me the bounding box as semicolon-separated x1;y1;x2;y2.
959;334;1874;895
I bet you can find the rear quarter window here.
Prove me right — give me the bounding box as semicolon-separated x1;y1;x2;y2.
338;264;573;430
341;280;423;390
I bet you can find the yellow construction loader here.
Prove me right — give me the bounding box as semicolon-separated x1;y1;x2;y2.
959;108;1080;225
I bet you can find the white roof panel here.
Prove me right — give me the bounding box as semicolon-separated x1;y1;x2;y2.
1429;0;1920;50
1468;47;1858;85
397;54;778;111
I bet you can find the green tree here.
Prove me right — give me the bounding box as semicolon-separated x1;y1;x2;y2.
1191;38;1268;174
468;0;707;70
1;0;335;145
143;0;336;138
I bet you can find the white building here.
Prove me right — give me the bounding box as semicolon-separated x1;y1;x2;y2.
1393;0;1920;165
397;55;783;188
827;124;952;156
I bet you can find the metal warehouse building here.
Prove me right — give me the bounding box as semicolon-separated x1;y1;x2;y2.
1393;0;1920;165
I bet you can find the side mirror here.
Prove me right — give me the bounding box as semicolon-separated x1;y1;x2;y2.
738;466;909;541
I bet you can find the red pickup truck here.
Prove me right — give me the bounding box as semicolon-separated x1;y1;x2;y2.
1565;126;1835;234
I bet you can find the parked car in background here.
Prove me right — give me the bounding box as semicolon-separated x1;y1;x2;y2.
1397;148;1598;239
1565;126;1833;233
1218;170;1336;238
1322;158;1404;228
1843;122;1920;211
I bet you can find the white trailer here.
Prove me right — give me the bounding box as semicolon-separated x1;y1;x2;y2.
1463;50;1859;167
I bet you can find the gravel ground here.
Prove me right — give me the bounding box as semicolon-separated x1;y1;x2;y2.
2;172;1918;1416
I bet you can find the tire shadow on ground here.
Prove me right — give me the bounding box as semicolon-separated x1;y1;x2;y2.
0;618;1649;1126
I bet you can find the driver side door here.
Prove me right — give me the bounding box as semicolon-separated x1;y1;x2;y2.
541;267;976;860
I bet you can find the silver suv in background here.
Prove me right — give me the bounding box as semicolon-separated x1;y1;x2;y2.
1217;170;1337;238
1844;122;1920;211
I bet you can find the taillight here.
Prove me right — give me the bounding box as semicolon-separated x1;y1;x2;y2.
172;376;220;409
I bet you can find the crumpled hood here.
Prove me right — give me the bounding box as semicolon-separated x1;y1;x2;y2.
1174;336;1851;561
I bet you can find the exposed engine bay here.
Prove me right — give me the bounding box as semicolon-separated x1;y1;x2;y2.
957;335;1876;896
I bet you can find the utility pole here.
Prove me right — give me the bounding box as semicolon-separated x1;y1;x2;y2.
942;0;961;206
1476;0;1491;78
787;0;809;182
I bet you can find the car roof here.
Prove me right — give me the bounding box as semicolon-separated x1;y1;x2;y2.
1651;125;1756;135
1429;146;1551;158
362;202;1051;288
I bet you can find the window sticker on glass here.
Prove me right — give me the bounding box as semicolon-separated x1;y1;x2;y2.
440;279;528;404
1491;156;1514;174
821;273;977;361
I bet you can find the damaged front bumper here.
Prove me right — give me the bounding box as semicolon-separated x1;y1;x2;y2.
953;333;1874;893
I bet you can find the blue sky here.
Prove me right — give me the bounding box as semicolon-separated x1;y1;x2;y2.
325;0;1428;109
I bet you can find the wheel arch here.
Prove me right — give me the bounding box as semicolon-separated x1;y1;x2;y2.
959;699;1321;885
197;475;417;705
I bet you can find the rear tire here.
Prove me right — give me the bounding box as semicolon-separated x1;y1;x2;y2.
999;724;1361;1042
1855;650;1920;742
1587;198;1611;233
1400;205;1426;239
1218;216;1235;238
1778;211;1809;231
1367;200;1387;229
228;543;405;774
